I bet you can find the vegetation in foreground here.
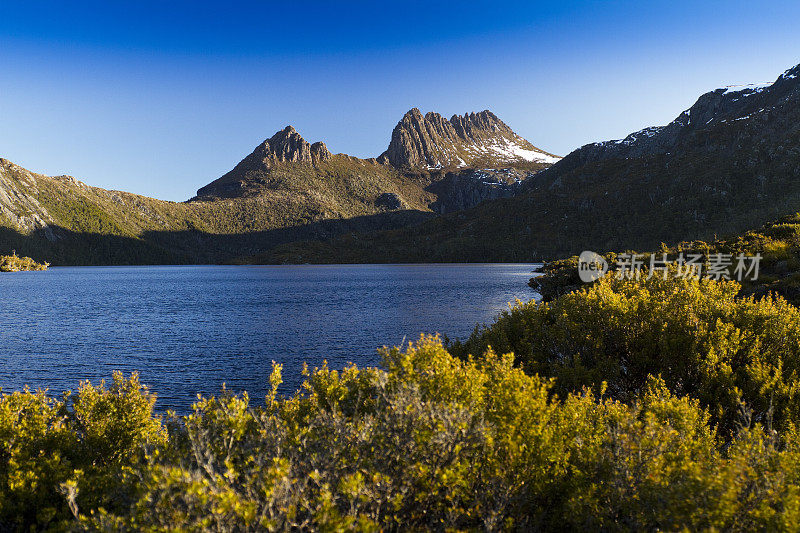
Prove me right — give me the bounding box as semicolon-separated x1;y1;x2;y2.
0;252;48;272
4;275;800;530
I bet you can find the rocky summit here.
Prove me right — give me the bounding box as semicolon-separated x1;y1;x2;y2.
377;108;559;169
194;109;560;201
197;126;332;197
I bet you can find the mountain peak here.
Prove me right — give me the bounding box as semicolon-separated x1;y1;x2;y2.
379;108;559;169
195;126;332;198
241;126;331;168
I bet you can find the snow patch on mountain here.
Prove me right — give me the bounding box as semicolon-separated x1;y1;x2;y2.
609;126;665;147
781;67;799;80
482;138;561;164
722;83;771;95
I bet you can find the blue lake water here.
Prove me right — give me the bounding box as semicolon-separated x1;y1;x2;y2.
0;264;540;411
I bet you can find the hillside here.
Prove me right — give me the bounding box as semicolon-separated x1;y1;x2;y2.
256;63;800;263
0;109;554;264
0;156;439;264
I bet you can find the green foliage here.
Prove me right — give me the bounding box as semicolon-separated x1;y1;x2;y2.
455;274;800;435
0;372;163;531
0;252;47;271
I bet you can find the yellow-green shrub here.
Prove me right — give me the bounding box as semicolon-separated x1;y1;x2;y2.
454;274;800;435
86;338;800;532
0;372;163;530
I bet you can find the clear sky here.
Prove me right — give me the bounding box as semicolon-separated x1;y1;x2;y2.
1;1;799;201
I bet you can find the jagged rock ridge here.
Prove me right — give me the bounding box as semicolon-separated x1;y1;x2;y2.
195;111;561;199
378;108;559;169
197;126;332;197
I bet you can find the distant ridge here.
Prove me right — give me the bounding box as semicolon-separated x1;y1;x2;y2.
256;62;800;263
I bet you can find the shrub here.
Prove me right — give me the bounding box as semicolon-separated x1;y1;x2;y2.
454;274;800;435
87;339;800;531
0;372;163;530
0;252;48;271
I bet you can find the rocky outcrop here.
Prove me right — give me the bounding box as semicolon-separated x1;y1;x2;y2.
0;158;56;238
239;126;332;169
378;108;559;169
427;168;536;214
197;126;332;198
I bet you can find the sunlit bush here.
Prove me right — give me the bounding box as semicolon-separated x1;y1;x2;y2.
0;372;163;530
455;274;800;435
0;252;47;271
84;339;800;531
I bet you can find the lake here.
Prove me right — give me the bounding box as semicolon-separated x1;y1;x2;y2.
0;264;541;411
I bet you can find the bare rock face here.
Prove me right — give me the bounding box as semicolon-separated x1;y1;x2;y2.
232;126;331;171
427;168;535;214
196;126;332;198
0;158;56;237
378;108;559;170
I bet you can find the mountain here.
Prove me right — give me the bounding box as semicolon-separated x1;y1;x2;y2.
196;109;556;200
541;65;799;184
196;126;333;198
377;108;559;170
251;63;800;263
0;156;435;264
0;108;558;264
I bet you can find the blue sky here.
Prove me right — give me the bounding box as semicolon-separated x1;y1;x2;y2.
1;1;799;201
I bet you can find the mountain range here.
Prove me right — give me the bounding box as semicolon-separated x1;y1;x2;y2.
0;109;556;264
3;62;800;266
258;63;800;263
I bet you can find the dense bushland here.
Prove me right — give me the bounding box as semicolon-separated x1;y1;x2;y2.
0;252;47;271
455;274;800;436
530;213;800;306
6;276;800;530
